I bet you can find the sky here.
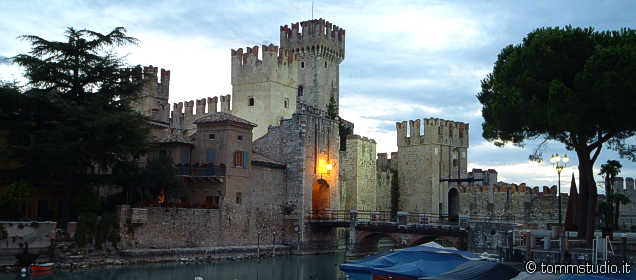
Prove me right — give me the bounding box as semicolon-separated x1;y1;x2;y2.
1;0;635;191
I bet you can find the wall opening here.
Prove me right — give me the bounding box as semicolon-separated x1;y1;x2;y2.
448;188;459;221
312;179;330;219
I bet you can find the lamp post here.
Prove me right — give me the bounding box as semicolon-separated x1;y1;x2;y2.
549;153;569;227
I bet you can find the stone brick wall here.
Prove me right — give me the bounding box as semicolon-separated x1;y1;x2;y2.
612;177;636;230
458;184;568;227
0;221;56;254
253;101;341;250
231;45;298;139
395;118;469;214
339;135;377;211
376;168;395;212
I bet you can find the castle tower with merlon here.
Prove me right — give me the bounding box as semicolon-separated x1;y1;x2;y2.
280;19;345;112
132;65;171;123
395;118;469;214
231;44;298;139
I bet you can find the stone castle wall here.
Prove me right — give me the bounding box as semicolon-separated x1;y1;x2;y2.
396;118;469;214
252;100;341;250
457;184;566;227
613;177;636;229
376;153;396;212
339;135;377;211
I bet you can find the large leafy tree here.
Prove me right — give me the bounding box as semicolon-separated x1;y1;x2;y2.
7;27;150;220
478;26;636;244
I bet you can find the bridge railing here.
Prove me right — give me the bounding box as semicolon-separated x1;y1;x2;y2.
308;209;350;221
356;210;393;223
404;213;461;226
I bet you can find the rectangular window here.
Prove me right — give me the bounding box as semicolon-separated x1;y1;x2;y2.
234;151;249;168
206;149;216;164
235;192;242;204
284;98;289;108
237;135;243;141
249;97;254;106
181;149;190;164
209;134;215;141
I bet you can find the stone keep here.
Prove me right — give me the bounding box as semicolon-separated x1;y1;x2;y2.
231;45;298;139
396;118;469;214
280;19;345;112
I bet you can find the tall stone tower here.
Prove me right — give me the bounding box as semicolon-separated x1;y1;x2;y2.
395;118;469;215
231;45;298;139
280;19;345;112
133;65;171;124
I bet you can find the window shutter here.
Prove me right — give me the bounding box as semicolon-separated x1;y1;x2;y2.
206;149;216;164
243;152;249;168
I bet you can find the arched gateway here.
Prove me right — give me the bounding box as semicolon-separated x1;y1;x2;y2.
312;179;330;219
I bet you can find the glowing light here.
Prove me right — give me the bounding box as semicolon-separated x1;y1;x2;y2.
318;158;333;174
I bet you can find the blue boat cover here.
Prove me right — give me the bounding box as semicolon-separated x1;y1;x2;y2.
339;245;484;279
419;260;519;280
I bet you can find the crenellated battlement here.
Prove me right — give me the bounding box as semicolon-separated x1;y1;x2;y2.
396;117;469;147
142;65;170;98
346;134;376;144
280;18;345;62
230;44;298;86
612;177;636;192
460;183;561;195
169;94;232;130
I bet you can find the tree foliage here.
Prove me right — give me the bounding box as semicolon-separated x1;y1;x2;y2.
327;94;338;120
477;26;636;243
4;27;151;220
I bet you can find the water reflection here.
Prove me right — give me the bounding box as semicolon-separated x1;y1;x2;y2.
0;254;350;280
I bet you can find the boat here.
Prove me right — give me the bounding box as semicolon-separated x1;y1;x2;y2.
30;263;55;272
340;243;519;280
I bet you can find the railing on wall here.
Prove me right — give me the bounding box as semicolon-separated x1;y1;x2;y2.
176;166;226;177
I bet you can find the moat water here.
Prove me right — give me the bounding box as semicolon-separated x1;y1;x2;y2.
0;253;354;280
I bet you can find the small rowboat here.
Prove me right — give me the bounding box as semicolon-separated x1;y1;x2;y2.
30;263;54;272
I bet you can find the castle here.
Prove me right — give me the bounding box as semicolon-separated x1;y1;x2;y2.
123;18;636;251
125;19;345;250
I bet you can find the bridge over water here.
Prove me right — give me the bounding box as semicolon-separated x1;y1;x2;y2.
307;209;519;256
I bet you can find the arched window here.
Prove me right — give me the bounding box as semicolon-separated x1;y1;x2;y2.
298;86;304;97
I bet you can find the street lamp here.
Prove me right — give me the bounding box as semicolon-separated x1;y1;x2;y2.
550;153;569;227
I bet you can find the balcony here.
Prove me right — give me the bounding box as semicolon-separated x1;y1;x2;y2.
176;165;225;183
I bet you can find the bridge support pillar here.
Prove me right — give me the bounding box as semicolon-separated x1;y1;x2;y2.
347;210;358;256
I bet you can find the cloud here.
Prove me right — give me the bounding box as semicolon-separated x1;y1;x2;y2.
0;56;10;65
1;0;635;187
